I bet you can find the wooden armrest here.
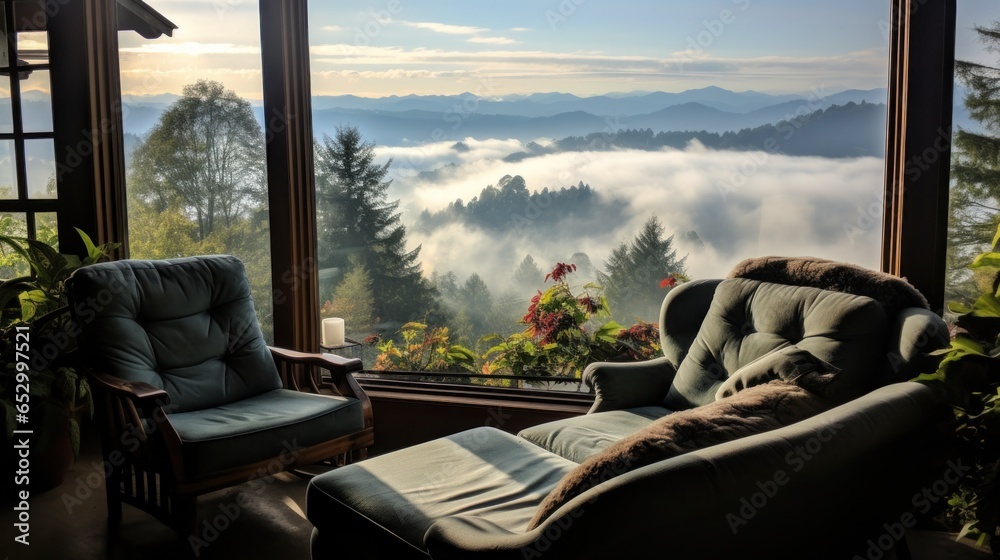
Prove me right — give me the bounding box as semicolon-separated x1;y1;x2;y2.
86;370;186;479
269;346;363;374
88;371;172;407
269;346;373;428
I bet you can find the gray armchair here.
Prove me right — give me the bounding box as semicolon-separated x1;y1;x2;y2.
306;257;951;559
67;255;374;550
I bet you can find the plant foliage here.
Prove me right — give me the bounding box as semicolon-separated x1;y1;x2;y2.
0;229;117;456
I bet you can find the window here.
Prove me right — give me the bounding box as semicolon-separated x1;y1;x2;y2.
117;0;275;341
946;1;1000;308
307;0;891;379
0;0;56;277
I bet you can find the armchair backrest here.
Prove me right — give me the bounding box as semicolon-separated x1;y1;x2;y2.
663;279;888;409
67;255;281;413
656;257;946;411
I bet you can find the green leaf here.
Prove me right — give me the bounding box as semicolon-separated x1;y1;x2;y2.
446;345;477;363
991;222;1000;250
957;521;978;541
970;252;1000;270
971;292;1000;317
0;234;31;263
948;301;973;314
951;335;987;355
75;227;100;262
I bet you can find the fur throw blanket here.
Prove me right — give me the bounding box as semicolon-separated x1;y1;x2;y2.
728;256;929;315
527;377;835;530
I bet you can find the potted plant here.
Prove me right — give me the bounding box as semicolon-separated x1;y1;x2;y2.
916;223;1000;553
0;228;118;495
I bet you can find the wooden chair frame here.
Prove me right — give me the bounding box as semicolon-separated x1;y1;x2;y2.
86;347;374;552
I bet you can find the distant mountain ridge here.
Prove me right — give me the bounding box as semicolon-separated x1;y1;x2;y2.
118;86;893;144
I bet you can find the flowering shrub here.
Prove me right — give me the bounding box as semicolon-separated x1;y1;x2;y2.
370;264;685;382
481;263;672;380
373;322;477;373
616;320;662;361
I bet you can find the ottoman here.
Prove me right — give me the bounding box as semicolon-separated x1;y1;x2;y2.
306;426;577;559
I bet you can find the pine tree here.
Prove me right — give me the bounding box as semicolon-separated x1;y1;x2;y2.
323;258;376;334
315;125;435;321
458;273;494;338
511;254;544;294
597;215;687;323
948;21;1000;302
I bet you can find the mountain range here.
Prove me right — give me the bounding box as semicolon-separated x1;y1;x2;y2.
115;86;895;145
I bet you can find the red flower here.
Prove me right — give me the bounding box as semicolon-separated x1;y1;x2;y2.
545;262;577;283
533;310;577;344
578;296;600;314
522;291;542;324
659;275;678;289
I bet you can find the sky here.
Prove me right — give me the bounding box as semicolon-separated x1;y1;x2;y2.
114;0;941;101
111;1;1000;285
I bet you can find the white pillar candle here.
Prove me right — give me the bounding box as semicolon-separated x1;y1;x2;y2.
322;317;345;347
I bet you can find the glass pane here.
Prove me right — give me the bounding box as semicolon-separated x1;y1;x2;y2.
946;3;1000;306
118;0;274;343
0;211;28;278
16;30;47;66
0;139;15;198
0;6;9;71
21;68;51;132
309;0;891;380
24;138;54;198
0;80;12;134
34;211;57;249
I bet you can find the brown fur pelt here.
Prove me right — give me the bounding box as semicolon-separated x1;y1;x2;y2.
527;379;833;530
727;256;929;315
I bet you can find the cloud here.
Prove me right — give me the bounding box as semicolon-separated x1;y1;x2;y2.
468;37;519;45
119;42;261;56
400;21;488;35
308;44;887;85
388;142;883;295
321;25;347;32
313;69;475;81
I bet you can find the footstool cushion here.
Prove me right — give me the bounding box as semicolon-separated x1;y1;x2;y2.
306;426;577;556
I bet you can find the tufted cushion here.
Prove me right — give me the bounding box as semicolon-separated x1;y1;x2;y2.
663;278;888;410
67;255;281;413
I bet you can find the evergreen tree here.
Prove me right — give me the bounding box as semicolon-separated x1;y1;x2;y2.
511;254;544;294
458;273;494;337
316;125;435;320
948;20;1000;303
597;215;687;323
322;258;376;334
569;252;595;284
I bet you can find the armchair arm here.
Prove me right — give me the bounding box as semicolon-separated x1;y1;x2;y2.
884;307;950;382
269;346;372;429
89;370;171;406
87;370;187;480
582;356;677;414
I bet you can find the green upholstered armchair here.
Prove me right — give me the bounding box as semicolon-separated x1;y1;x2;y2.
66;255;373;548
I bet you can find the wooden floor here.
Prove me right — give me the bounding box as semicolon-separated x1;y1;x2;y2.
1;427;995;560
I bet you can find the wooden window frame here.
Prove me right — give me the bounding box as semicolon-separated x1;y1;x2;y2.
257;0;958;353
